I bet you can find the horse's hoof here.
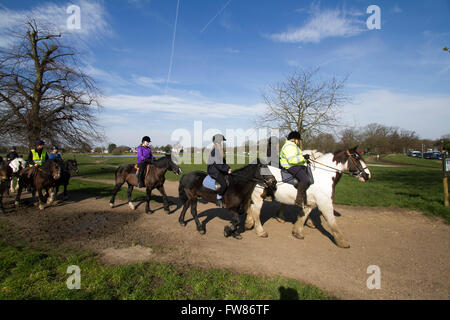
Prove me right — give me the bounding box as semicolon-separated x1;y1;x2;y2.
109;202;114;208
335;239;350;248
39;204;45;211
224;226;232;237
257;231;268;238
232;233;243;240
146;210;154;214
128;202;135;210
179;221;186;227
292;231;304;240
14;201;19;207
276;217;286;224
198;229;206;235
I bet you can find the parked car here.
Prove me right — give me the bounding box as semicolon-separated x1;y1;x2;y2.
424;151;442;160
409;151;422;158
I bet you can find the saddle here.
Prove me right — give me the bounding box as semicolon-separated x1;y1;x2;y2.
280;165;314;188
202;175;230;192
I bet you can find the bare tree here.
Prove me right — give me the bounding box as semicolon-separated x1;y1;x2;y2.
257;68;349;143
0;20;102;148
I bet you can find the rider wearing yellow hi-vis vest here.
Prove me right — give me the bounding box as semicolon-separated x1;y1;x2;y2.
280;131;311;208
28;139;49;167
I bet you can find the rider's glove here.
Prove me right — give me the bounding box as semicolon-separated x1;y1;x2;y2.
303;154;310;160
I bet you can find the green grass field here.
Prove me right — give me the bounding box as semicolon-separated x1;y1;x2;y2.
0;224;333;300
382;154;442;168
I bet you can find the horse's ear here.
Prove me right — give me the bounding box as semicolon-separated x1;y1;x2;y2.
351;146;358;152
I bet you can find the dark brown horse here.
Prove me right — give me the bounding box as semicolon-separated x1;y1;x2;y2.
0;162;12;213
109;155;182;214
53;159;79;201
178;160;277;239
15;159;62;210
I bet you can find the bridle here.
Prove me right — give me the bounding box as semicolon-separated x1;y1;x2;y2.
307;150;369;179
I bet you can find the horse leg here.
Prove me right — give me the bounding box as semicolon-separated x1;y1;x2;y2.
109;182;124;208
190;199;205;234
292;206;313;240
14;181;24;207
37;188;46;211
321;205;350;248
145;187;154;214
275;203;287;223
178;199;191;226
63;183;69;200
47;187;55;205
226;210;242;240
247;192;267;238
127;183;135;210
157;185;170;213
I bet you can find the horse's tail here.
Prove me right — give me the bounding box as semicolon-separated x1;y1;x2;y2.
178;176;188;204
114;166;120;184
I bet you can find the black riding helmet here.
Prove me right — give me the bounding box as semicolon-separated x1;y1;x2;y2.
212;134;226;143
287;131;302;141
142;136;151;143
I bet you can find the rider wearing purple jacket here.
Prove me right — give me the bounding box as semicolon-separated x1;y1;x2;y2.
136;136;154;188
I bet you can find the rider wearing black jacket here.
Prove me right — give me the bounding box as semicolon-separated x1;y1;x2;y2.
207;134;231;208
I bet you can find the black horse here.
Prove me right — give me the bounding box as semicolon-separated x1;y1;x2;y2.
53;159;79;201
109;155;182;214
178;160;277;239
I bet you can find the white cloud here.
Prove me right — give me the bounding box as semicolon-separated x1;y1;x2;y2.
342;89;450;139
101;94;265;119
268;7;364;43
0;1;111;48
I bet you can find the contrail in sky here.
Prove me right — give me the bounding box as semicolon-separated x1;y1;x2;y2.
165;0;180;95
200;0;231;33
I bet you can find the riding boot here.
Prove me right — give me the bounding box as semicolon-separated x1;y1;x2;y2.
295;181;309;208
136;169;143;188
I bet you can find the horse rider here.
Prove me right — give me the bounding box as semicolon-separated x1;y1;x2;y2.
28;140;49;168
207;134;232;208
136;136;154;188
279;131;311;208
6;146;19;162
49;146;63;161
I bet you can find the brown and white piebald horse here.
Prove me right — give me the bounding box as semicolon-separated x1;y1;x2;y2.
245;147;371;248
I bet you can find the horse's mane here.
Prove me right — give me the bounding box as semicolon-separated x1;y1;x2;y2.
151;155;170;168
230;163;261;184
40;159;60;171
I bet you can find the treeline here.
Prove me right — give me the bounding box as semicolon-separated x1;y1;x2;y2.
305;123;448;154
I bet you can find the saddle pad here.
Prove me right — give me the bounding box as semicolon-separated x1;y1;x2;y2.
281;170;298;186
202;175;219;191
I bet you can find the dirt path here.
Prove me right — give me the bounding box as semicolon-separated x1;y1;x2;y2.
1;179;449;300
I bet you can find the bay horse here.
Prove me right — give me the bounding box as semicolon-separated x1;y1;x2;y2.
15;159;62;210
109;155;182;214
0;162;13;213
245;147;371;248
53;159;79;201
178;160;277;239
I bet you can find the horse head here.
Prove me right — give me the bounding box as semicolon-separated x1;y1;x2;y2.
50;159;62;180
254;158;277;193
346;146;371;182
67;159;79;175
167;155;182;176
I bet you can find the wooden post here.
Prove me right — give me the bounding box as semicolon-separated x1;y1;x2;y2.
443;146;449;207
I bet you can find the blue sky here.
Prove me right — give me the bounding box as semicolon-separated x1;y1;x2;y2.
0;0;449;147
